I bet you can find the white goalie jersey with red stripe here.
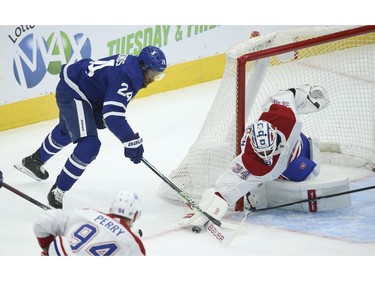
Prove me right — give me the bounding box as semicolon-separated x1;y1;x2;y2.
33;208;145;256
215;86;325;206
239;89;303;181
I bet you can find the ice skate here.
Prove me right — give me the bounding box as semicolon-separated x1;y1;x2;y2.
14;150;49;181
47;184;65;209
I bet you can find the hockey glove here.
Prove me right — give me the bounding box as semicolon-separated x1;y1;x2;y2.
123;133;144;164
179;188;228;227
40;249;49;256
294;84;330;114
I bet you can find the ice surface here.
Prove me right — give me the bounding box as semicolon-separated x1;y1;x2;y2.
0;80;374;278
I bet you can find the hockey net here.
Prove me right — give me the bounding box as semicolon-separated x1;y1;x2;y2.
159;25;375;205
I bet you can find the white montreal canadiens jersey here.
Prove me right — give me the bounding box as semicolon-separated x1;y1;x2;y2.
240;90;303;181
33;208;145;256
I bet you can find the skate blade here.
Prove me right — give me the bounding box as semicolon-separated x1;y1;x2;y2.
14;163;43;181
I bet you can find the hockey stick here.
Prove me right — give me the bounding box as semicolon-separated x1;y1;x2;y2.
252;184;375;212
141;157;242;245
0;179;145;238
223;184;375;245
141;157;224;226
1;181;51;211
219;210;253;247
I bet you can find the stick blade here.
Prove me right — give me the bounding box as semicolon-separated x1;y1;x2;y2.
205;221;245;247
205;212;253;247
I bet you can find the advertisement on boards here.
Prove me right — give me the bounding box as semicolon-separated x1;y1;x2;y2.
1;25;253;105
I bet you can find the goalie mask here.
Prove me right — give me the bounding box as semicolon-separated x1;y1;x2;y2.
110;191;141;225
249;120;278;166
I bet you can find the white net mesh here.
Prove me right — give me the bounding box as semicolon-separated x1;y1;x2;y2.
159;25;375;203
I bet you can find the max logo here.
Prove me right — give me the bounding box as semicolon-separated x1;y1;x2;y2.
13;31;91;88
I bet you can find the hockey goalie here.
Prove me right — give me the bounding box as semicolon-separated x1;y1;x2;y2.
180;84;331;227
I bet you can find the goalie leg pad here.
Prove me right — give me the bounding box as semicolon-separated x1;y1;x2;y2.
179;188;229;227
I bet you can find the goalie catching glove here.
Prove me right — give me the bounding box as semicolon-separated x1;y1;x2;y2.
179;188;229;227
293;84;330;114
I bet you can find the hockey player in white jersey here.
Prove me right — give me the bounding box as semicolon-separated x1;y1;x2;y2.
181;84;330;227
33;190;145;256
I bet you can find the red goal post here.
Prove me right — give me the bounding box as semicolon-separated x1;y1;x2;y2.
159;25;375;211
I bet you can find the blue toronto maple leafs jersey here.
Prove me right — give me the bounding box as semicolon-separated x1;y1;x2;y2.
59;54;144;143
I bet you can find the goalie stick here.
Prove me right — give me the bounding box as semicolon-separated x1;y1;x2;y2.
219;184;375;245
218;183;375;245
250;184;375;212
141;157;243;245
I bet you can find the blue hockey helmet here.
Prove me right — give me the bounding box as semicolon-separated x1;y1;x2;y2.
138;46;167;73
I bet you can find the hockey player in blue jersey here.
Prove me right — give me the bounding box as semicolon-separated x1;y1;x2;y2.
14;46;167;209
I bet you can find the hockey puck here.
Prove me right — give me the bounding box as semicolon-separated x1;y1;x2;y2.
191;226;202;233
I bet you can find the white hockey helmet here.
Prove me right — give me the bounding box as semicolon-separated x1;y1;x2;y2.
109;191;141;224
249;120;278;166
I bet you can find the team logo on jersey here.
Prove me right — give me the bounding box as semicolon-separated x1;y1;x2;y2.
12;31;91;88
